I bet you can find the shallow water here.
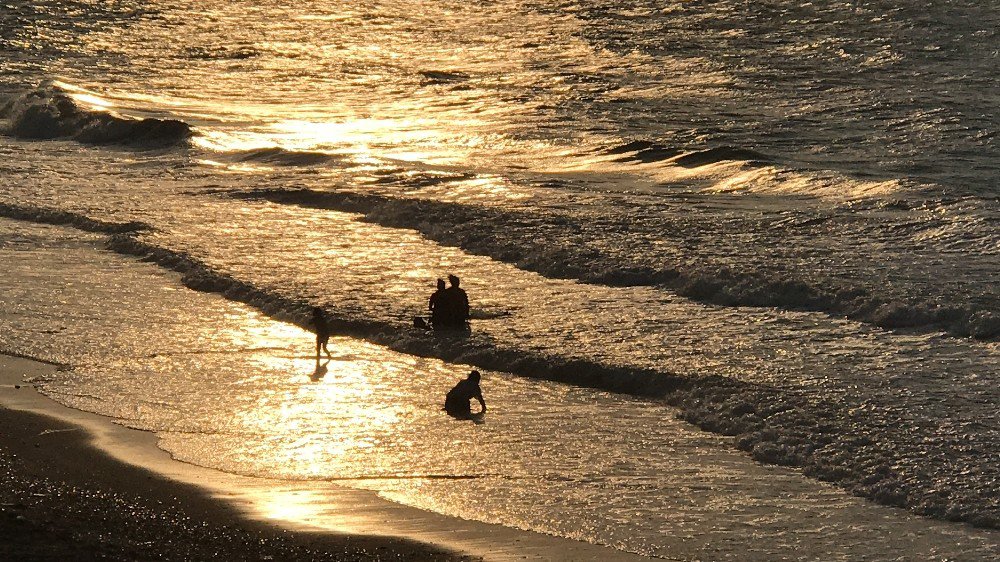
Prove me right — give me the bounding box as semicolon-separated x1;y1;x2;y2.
2;218;998;559
2;0;999;557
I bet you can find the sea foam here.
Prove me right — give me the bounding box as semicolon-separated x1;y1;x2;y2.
228;188;1000;341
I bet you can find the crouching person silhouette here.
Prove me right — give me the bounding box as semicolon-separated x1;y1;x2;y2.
444;370;486;420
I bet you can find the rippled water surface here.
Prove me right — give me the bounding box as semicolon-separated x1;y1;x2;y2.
1;0;999;558
3;219;999;559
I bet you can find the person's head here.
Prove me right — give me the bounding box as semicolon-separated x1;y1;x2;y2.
468;370;480;383
436;278;446;291
312;307;324;318
448;274;460;288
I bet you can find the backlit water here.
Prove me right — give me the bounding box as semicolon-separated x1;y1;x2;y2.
1;1;998;558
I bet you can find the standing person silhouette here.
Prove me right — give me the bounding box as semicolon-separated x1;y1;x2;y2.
444;370;486;419
439;274;470;330
311;307;333;361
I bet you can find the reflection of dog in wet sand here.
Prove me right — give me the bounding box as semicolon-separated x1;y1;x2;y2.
310;359;329;382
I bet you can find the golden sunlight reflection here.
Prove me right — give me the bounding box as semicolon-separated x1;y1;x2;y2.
192;130;279;152
251;487;390;534
176;302;444;486
193;159;272;173
52;80;112;109
271;119;430;147
270;119;470;165
212;310;408;478
707;167;781;194
259;490;322;525
189;106;494;167
219;310;304;353
419;176;531;203
254;488;340;528
68;92;113;110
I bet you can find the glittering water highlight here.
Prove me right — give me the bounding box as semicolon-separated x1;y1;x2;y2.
2;0;999;558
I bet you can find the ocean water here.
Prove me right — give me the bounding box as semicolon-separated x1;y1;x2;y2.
2;0;999;558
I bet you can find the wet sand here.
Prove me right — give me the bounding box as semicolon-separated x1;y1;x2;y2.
0;354;648;561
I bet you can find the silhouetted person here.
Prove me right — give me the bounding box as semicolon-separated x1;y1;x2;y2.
444;370;486;419
436;274;470;330
448;275;470;323
428;278;447;328
311;307;333;361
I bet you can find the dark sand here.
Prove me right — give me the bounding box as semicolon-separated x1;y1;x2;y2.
0;404;474;561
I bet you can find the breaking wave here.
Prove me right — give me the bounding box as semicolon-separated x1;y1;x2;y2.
419;70;471;85
0;83;191;146
184;45;260;60
605;141;773;167
672;146;773;168
230;147;341;167
0;203;152;234
229;188;1000;341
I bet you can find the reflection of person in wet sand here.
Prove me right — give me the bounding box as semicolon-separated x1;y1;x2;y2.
311;307;333;362
444;370;486;419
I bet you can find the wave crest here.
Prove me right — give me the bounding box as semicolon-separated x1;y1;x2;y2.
605;141;772;166
1;83;192;146
0;203;151;234
230;188;1000;341
232;147;339;166
420;70;471;85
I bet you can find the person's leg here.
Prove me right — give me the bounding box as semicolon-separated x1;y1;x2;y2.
445;401;472;419
322;340;332;358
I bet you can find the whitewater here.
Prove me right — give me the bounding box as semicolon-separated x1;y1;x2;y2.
1;0;998;558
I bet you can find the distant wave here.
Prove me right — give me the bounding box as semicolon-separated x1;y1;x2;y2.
0;203;151;234
605;141;773;167
0;83;191;146
672;146;773;167
607;141;683;163
419;70;471;85
2;206;996;528
230;188;1000;341
230;146;340;166
364;169;475;189
184;45;260;60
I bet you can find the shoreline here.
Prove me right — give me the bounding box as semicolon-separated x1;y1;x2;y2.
0;354;649;561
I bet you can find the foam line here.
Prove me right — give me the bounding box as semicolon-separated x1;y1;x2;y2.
229;188;1000;341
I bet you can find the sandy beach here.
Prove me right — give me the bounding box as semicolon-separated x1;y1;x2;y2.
0;354;650;561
